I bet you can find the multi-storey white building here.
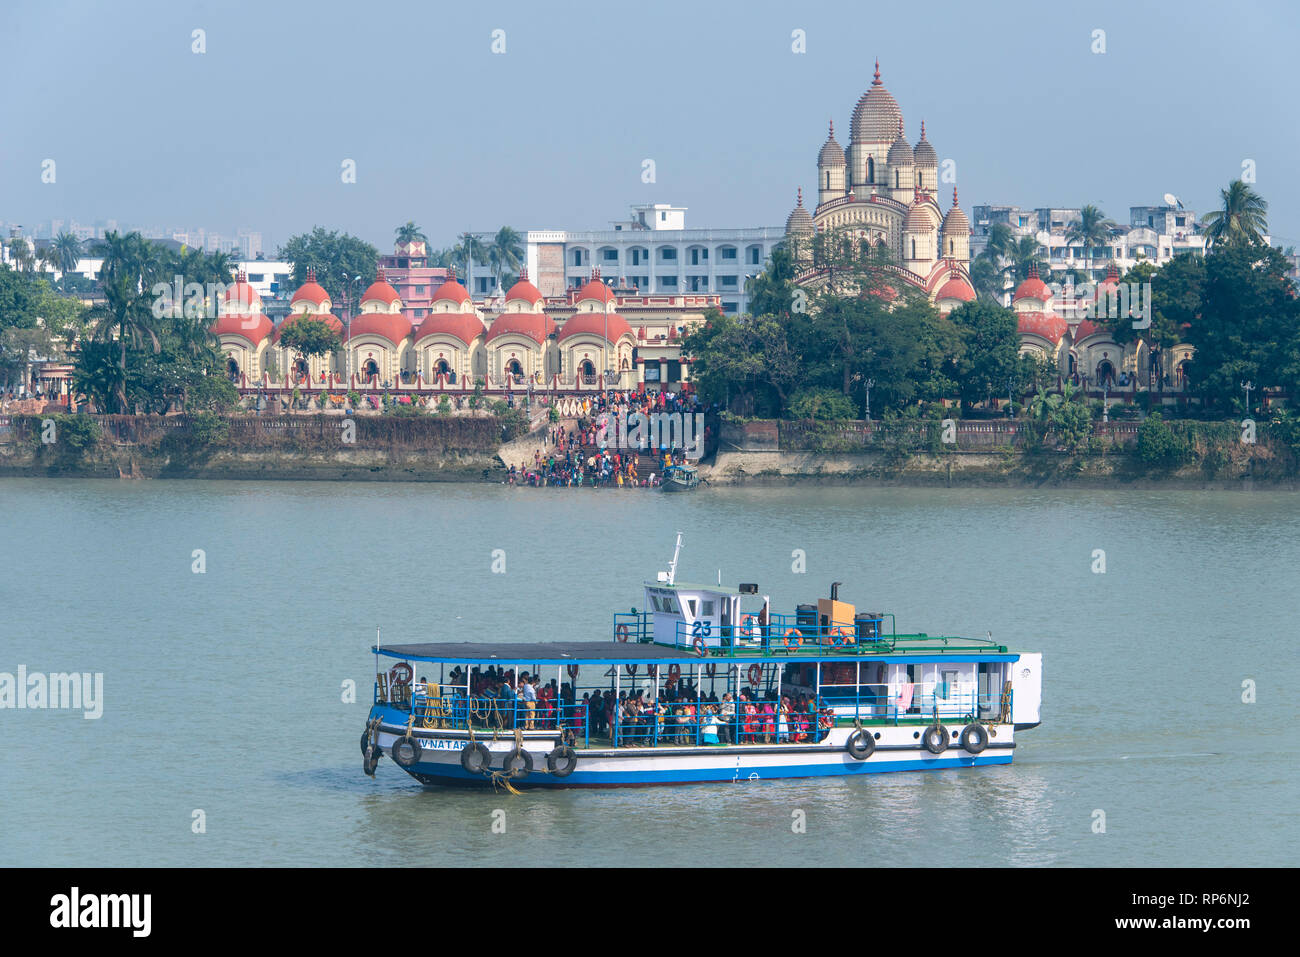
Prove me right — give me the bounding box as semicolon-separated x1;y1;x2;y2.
970;202;1211;287
522;204;784;315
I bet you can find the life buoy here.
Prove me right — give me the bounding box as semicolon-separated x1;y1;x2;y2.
784;628;802;649
502;748;533;779
692;634;707;657
647;664;659;679
741;614;759;634
704;662;717;678
625;664;638;676
389;662;413;686
830;627;855;648
846;729;875;760
922;725;949;755
667;663;682;684
567;664;580;680
460;741;491;774
391;736;422;767
616;623;630;642
546;745;577;777
746;663;763;687
960;723;989;754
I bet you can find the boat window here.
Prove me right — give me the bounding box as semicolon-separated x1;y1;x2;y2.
663;597;677;613
686;599;697;616
940;669;957;699
701;600;714;617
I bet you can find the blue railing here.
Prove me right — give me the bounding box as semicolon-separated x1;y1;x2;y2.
383;691;593;748
815;686;1008;724
668;613;896;655
610;697;835;747
613;611;654;643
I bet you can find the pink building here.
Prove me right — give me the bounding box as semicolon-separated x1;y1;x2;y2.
378;240;451;324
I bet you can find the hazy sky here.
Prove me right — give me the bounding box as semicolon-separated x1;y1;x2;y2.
3;0;1297;251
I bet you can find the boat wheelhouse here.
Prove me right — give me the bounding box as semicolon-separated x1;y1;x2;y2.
361;538;1041;789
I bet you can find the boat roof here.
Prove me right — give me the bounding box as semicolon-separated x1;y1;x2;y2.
644;581;747;595
376;642;691;664
374;641;1019;665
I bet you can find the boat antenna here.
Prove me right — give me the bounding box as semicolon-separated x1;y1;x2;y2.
667;531;683;585
375;625;381;677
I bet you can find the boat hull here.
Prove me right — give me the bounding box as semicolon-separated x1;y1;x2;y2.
368;716;1015;789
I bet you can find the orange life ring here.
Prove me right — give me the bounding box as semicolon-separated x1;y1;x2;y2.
625;664;639;676
747;663;763;687
831;626;856;648
741;614;759;633
389;662;413;686
704;662;717;678
647;664;659;679
692;634;707;657
567;664;579;680
616;623;630;642
667;663;682;683
784;628;802;649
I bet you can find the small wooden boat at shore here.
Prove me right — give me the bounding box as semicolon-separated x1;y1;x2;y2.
660;463;699;491
360;535;1042;789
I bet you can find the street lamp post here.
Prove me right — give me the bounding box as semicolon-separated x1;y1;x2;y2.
1102;379;1109;423
1241;380;1254;415
1006;376;1014;418
345;274;362;384
864;377;875;422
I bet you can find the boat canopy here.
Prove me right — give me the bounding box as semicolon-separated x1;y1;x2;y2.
373;641;1019;666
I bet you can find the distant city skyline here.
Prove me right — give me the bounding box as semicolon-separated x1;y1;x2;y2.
3;1;1298;248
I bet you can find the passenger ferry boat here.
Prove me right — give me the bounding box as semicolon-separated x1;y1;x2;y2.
361;536;1041;788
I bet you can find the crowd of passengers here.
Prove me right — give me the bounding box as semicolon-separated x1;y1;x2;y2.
411;665;834;746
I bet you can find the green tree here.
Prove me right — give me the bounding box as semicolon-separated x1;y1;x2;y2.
278;228;379;305
395;221;428;246
8;238;35;273
947;299;1030;412
1185;241;1300;408
745;244;798;317
1135;412;1190;466
1202;180;1268;248
277;317;341;360
487;227;524;290
83;231;163;412
1065;204;1117;278
52;231;83;280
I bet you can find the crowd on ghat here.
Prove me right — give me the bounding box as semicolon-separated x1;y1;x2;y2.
507;388;715;489
414;665;835;747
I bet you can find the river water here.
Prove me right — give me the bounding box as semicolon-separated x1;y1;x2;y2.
1;478;1296;867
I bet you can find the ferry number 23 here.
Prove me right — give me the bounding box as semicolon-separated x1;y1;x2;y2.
691;621;712;638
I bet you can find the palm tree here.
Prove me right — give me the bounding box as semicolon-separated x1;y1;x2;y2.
85;231;162;412
453;232;490;292
394;221;428;247
487;226;524;291
1065;205;1117;280
1006;235;1049;284
1202;180;1268;248
52;232;83;285
8;238;34;272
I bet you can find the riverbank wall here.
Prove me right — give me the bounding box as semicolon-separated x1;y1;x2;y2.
1;413;1295;488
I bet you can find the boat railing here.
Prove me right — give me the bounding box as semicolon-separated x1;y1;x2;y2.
611;698;835;748
669;613;898;655
613;611;654;643
397;693;593;747
816;685;1007;724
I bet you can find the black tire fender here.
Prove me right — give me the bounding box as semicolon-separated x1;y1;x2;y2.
845;729;875;760
923;725;949;755
363;747;380;776
391;736;422;767
546;745;578;777
460;741;491;775
502;748;534;779
960;723;989;754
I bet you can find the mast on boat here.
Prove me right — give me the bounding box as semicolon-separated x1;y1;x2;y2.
667;531;683;585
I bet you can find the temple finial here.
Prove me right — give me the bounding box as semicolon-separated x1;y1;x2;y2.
872;58;881;86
